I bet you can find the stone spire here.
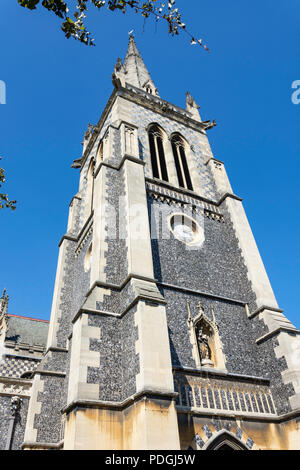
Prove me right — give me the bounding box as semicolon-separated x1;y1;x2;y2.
123;34;159;96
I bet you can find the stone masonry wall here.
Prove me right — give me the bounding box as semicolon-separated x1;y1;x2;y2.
0;396;29;450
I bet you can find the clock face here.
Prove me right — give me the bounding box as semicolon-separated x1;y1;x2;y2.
173;223;195;244
170;214;204;247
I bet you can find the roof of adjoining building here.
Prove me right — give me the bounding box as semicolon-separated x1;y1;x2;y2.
5;314;49;347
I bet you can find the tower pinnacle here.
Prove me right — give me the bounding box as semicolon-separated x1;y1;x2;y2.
123;35;159;96
0;289;8;316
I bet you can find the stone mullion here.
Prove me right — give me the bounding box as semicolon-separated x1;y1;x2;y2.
191;382;196;408
224;387;230;410
254;393;260;413
198;386;203;409
217;388;222;411
247;389;255;413
236;387;243;411
260;393;267;414
230;389;237;412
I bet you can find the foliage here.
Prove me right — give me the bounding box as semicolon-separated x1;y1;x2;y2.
18;0;209;50
0;159;16;210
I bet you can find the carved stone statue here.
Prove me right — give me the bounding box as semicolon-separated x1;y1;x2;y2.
197;327;212;361
10;396;22;417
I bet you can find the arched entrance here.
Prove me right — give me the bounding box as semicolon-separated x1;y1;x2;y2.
205;431;248;450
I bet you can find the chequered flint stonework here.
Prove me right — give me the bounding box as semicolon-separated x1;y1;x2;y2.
0;355;40;379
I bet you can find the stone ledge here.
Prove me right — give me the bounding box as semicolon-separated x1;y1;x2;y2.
177;406;276;421
45;346;68;355
178;406;300;424
72;293;167;325
204;157;225;166
32;370;66;378
158;282;247;307
256;327;300;345
22;440;64;450
248;305;284;320
62;389;178;415
58;211;94;248
146;176;221;209
217;192;243;205
86;272;158;296
173;365;270;385
93;153;146;179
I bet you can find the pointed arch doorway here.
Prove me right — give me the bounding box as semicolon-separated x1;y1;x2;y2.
205;431;248;450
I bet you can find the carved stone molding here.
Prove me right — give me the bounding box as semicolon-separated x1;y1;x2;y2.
0;378;32;398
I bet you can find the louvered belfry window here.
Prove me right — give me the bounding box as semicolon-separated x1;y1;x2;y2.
171;135;193;191
148;125;169;182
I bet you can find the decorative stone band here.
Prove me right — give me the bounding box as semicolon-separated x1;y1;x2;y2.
146;181;224;222
0;377;32;398
174;371;277;418
4;341;45;356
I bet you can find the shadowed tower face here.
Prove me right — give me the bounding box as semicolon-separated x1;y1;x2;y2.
1;36;300;451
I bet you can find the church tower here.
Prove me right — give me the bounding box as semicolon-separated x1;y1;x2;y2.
20;35;300;450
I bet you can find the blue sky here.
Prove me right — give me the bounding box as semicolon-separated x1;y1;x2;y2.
0;1;299;326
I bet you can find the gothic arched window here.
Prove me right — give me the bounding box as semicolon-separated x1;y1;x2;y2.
171;135;193;191
96;140;103;165
148;125;169;182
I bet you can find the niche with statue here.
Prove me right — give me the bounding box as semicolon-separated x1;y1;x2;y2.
187;300;226;370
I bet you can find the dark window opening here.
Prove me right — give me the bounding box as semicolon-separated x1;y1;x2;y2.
148;125;168;182
171;135;193;191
